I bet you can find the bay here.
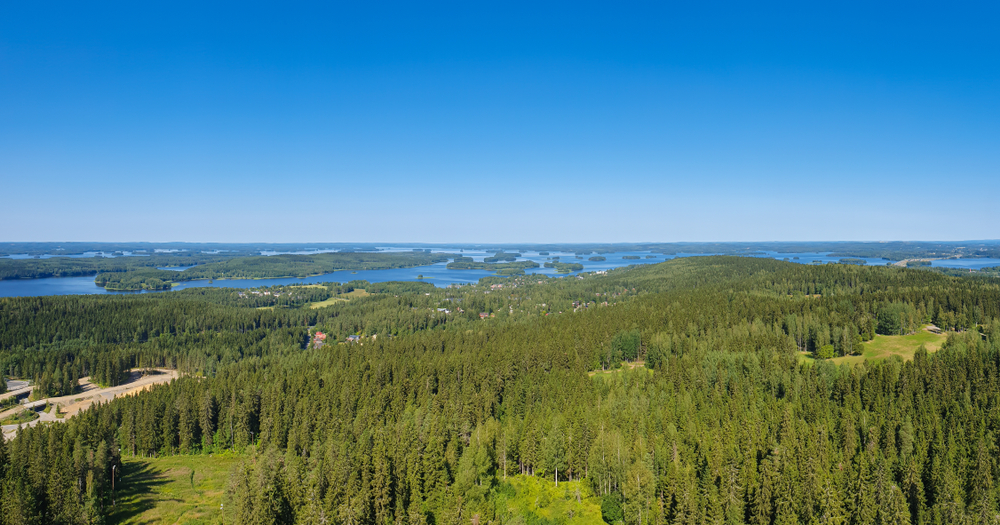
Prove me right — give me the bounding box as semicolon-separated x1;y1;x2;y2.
2;250;997;298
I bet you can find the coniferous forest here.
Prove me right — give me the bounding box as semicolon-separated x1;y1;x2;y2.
2;256;1000;524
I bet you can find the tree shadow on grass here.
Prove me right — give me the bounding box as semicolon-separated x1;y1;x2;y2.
107;459;176;524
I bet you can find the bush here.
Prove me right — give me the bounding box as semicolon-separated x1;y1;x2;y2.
601;493;623;524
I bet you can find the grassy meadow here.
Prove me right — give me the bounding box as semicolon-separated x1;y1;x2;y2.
108;453;240;525
799;326;948;366
308;288;370;309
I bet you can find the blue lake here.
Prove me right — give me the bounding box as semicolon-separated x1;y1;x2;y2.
0;252;678;297
1;251;997;298
747;251;893;266
930;258;1000;269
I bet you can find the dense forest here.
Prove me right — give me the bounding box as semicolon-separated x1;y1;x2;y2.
0;250;450;284
0;253;231;280
544;262;585;273
1;257;1000;524
90;252;450;290
447;257;541;274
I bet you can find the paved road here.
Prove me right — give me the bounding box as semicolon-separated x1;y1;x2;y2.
0;384;34;403
5;380;28;391
2;369;178;440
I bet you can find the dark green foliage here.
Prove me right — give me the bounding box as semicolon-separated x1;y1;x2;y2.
2;256;1000;524
543;262;584;273
484;252;521;263
611;330;641;362
363;280;437;294
877;302;919;335
176;252;449;280
0;253;231;280
448;257;540;272
601;493;624;524
95;268;175;290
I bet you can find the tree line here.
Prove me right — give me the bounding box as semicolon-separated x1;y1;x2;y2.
0;257;999;524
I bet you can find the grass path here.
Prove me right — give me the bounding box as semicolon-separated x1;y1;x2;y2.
109;454;239;524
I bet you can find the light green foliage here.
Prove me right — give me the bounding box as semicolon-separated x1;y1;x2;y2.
816;344;836;359
2;256;1000;524
506;476;604;525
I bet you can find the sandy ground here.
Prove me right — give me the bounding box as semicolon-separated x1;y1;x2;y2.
2;369;178;440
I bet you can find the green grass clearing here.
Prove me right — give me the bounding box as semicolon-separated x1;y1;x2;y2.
307;296;347;309
108;453;240;525
307;288;370;309
505;475;604;525
799;326;947;366
588;361;648;377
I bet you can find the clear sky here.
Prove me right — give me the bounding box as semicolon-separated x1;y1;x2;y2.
1;2;998;243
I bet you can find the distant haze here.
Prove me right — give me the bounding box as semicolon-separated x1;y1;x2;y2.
2;3;998;242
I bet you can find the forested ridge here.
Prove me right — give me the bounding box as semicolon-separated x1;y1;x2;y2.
90;252;451;290
1;252;450;290
2;257;1000;524
0;253;230;280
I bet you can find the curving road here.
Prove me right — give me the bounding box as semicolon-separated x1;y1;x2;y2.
2;369;178;441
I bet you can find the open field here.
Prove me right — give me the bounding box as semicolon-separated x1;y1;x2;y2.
308;288;370;309
505;475;604;525
108;453;239;525
799;326;948;366
307;296;346;309
588;360;648;377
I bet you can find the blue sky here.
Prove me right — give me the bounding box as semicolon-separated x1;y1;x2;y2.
2;2;998;243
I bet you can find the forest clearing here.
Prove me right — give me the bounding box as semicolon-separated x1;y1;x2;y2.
799;325;949;365
308;288;370;309
106;453;239;525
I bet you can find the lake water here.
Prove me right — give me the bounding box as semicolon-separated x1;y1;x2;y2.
747;251;893;265
1;250;998;298
0;252;678;297
930;258;1000;269
3;251;149;259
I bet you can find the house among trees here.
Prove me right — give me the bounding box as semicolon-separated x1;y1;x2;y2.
312;332;327;348
346;335;361;342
